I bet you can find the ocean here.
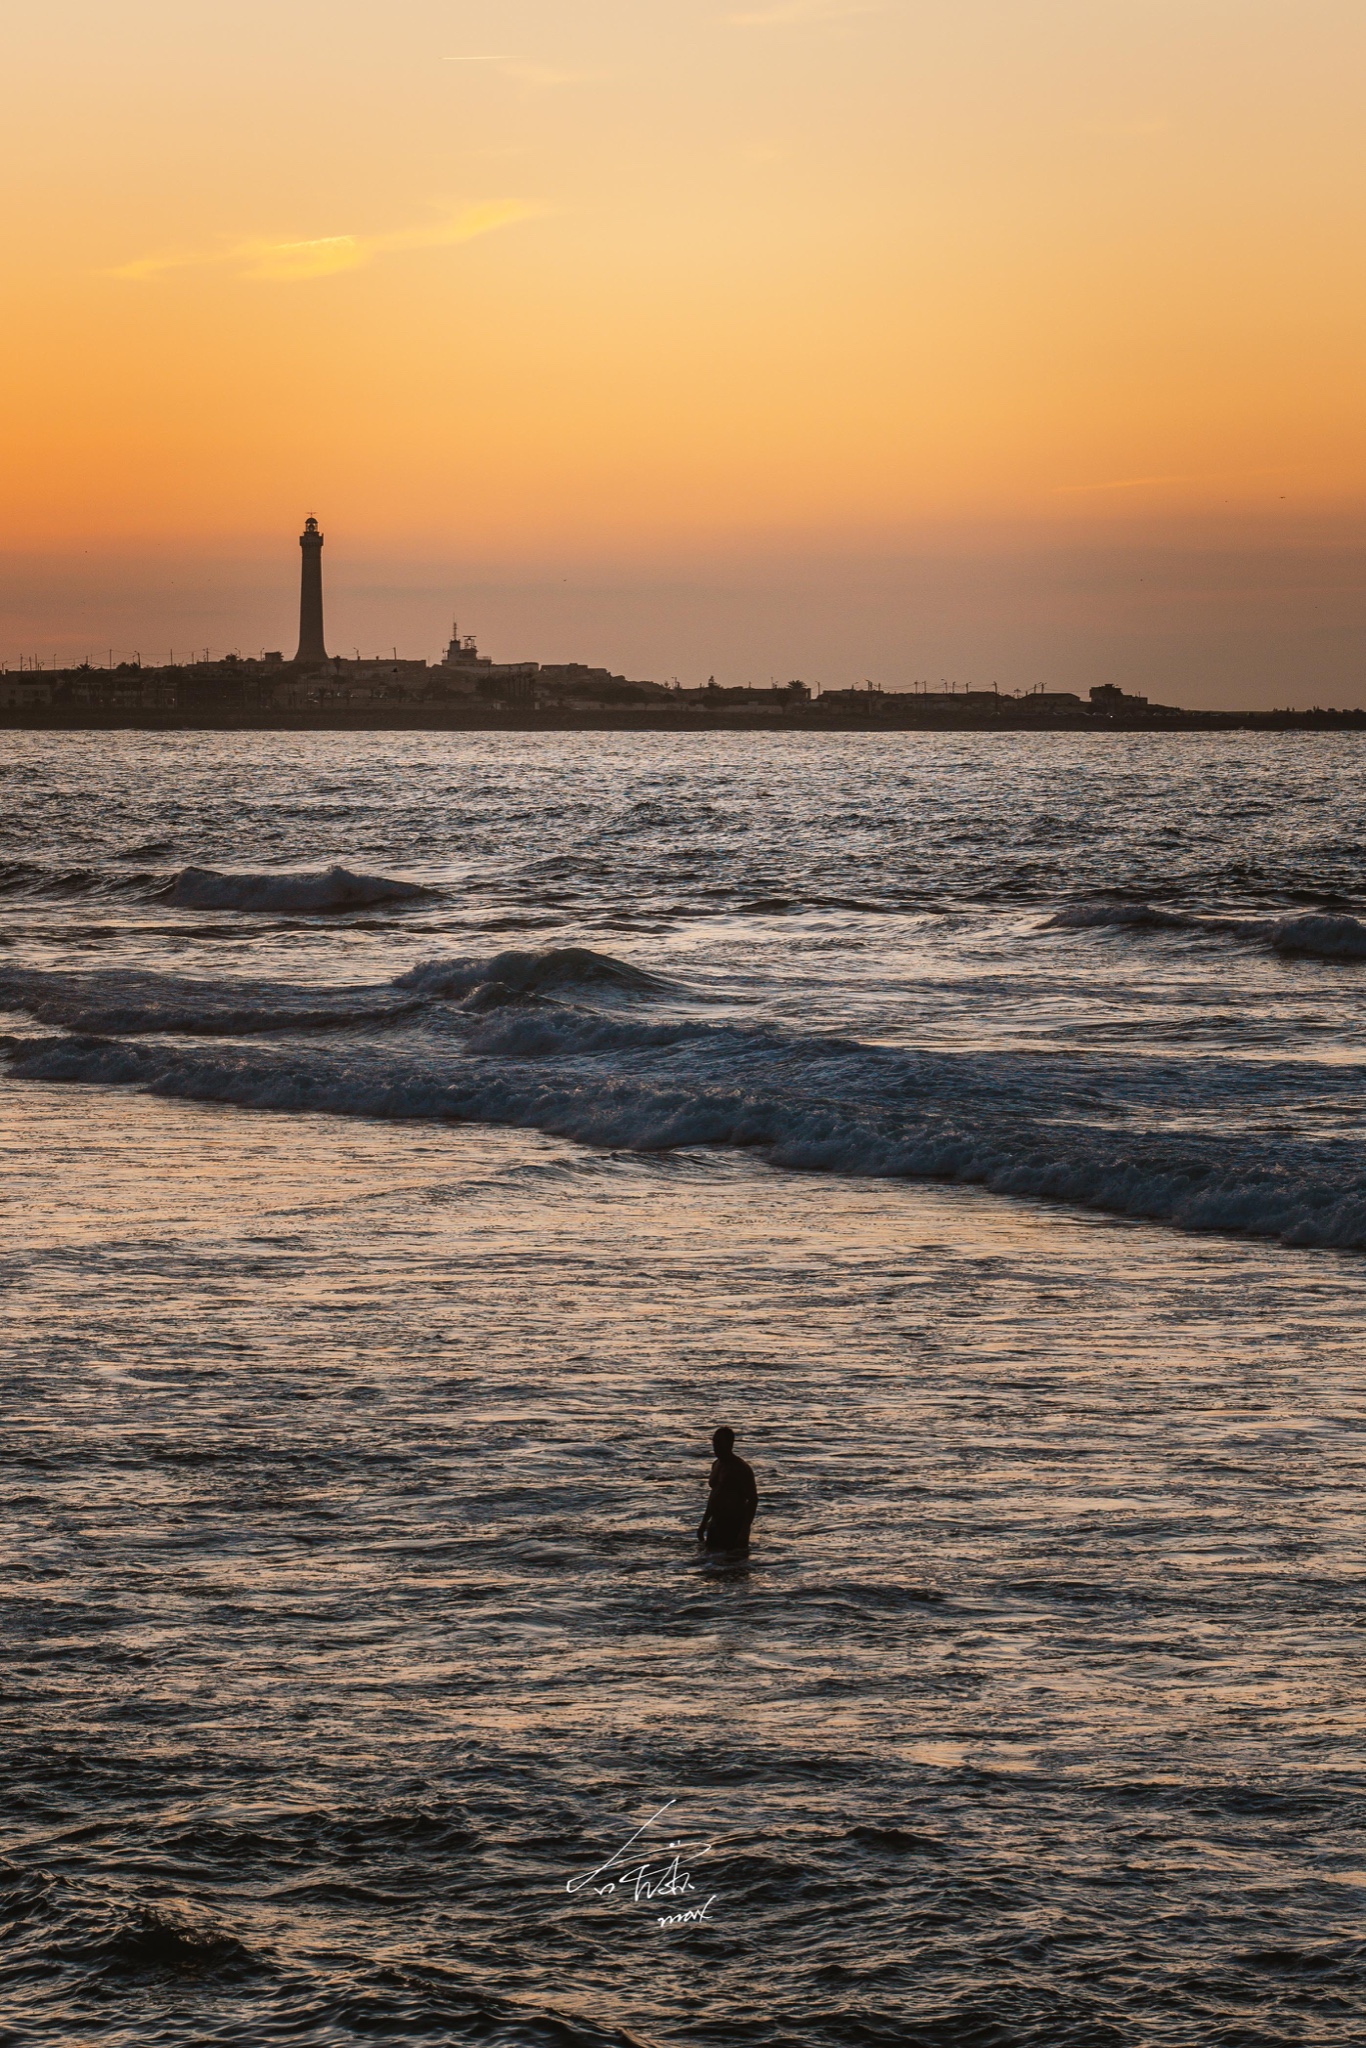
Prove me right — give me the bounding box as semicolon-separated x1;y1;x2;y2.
2;728;1364;2046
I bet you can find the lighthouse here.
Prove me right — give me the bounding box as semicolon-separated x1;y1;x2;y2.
295;516;327;665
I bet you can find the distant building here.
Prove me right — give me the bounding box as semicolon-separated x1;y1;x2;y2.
1090;684;1149;711
0;678;52;708
538;660;666;705
675;678;811;712
1022;687;1083;708
272;657;431;710
816;682;893;712
437;627;665;706
437;624;539;694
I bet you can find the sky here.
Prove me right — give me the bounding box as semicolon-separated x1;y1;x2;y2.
1;0;1363;703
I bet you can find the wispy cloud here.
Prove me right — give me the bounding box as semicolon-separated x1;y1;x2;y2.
1053;466;1286;496
1053;473;1200;496
106;201;540;284
725;0;880;25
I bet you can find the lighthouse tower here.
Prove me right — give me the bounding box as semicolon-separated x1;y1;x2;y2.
295;516;327;665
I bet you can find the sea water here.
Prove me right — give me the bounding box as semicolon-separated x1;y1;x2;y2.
2;729;1364;2045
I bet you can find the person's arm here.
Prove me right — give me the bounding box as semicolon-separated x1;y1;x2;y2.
741;1463;758;1528
697;1461;718;1541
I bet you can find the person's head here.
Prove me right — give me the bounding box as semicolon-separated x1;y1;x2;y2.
712;1427;736;1456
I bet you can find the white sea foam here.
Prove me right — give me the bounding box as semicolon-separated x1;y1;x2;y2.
6;953;1366;1249
165;865;432;912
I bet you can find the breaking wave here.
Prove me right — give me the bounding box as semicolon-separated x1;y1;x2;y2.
0;948;674;1038
3;945;1366;1251
396;946;673;997
1262;913;1366;958
1044;903;1191;934
1044;902;1366;960
164;864;433;912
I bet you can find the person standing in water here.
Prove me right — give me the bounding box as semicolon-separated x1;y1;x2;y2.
697;1427;758;1553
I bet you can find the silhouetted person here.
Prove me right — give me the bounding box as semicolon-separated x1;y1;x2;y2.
697;1427;757;1553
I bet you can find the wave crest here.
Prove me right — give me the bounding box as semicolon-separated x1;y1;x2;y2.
0;859;157;898
0;965;419;1037
9;1024;1366;1251
165;865;432;912
396;946;671;998
1043;903;1190;933
83;1905;260;1978
1044;902;1366;961
1264;913;1366;959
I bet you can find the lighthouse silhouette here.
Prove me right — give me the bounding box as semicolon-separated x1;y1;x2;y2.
295;516;327;664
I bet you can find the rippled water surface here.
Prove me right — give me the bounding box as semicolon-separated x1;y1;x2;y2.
2;731;1365;2045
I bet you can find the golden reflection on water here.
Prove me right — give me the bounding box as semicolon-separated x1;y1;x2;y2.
5;1076;1366;2042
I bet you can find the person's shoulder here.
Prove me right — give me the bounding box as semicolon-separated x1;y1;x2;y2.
736;1455;756;1479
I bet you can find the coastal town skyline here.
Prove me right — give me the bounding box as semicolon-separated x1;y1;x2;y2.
2;510;1361;714
4;513;1359;731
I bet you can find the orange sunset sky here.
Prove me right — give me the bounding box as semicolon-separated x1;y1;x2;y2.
2;0;1364;704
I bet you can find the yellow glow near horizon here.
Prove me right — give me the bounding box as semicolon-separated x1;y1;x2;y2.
0;2;1363;582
